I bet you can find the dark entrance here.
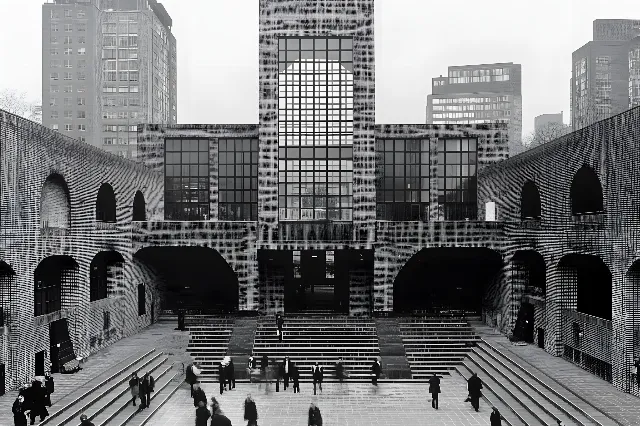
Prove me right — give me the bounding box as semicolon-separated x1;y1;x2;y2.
35;351;45;376
393;247;503;314
513;302;534;343
49;318;75;374
0;364;5;396
537;328;545;348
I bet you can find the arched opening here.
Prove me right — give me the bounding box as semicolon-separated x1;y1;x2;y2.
40;173;71;229
134;246;239;313
626;260;640;387
132;191;146;221
393;247;503;314
90;251;125;301
0;261;16;328
520;180;541;220
570;165;604;216
558;254;611;320
34;255;79;317
511;250;546;343
96;183;116;223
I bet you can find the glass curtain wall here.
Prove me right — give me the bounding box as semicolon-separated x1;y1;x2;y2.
164;138;210;220
277;37;354;221
437;138;478;220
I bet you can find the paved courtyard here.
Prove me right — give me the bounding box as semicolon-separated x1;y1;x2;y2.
149;376;491;426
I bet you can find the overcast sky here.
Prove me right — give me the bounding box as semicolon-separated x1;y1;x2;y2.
0;0;638;137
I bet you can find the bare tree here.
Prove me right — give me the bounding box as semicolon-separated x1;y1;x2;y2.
523;121;571;151
0;89;41;123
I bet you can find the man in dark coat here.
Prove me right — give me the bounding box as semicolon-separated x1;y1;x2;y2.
12;395;27;426
29;380;49;425
428;373;441;409
44;373;54;407
79;414;95;426
335;358;345;384
283;357;292;390
276;314;284;342
218;362;225;395
634;358;640;388
291;363;300;393
192;383;207;408
312;363;323;395
210;397;232;426
371;358;381;386
260;354;269;388
244;394;258;426
139;372;154;409
308;402;322;426
490;407;504;425
275;359;285;392
195;400;211;426
186;363;197;397
226;359;236;390
467;372;483;412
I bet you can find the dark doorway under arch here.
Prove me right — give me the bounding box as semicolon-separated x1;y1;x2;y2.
521;180;541;220
34;255;78;317
134;246;239;313
512;250;546;296
558;254;611;320
90;251;125;301
0;261;16;328
393;247;503;315
96;183;116;223
132;191;146;221
570;165;603;216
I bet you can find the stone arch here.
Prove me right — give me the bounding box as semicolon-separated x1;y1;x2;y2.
570;165;604;215
557;253;611;320
96;183;116;223
132;191;146;221
393;247;503;314
40;173;71;229
511;250;546;343
521;180;541;220
0;261;16;327
34;255;79;316
90;251;125;301
134;246;239;312
511;250;546;296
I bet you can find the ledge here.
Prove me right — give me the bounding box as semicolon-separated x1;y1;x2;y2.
40;226;69;238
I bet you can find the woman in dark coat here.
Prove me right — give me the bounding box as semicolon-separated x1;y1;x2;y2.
291;363;300;393
244;394;258;426
308;402;322;426
129;373;140;406
192;383;207;408
371;358;381;386
312;363;323;395
227;359;235;390
490;407;504;425
44;373;54;407
218;362;225;395
195;400;210;426
467;373;483;412
428;373;441;409
12;395;27;426
186;363;197;397
29;380;49;424
138;373;150;409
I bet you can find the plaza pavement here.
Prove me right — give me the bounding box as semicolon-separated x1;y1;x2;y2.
147;377;492;426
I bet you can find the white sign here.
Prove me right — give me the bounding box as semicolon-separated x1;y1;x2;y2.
485;201;496;221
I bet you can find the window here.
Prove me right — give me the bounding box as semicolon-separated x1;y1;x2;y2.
50;98;57;107
50;111;58;119
64;85;72;93
50;10;59;19
103;311;110;330
50;85;59;94
64;60;72;69
78;85;86;93
78;60;86;68
64;124;72;131
64;24;72;32
77;72;86;81
164;138;210;221
137;284;146;315
51;124;59;130
64;48;72;55
436;138;478;220
218;139;259;220
64;110;72;119
51;48;59;56
375;139;430;221
77;23;86;32
64;72;72;80
50;60;60;68
63;97;71;106
64;36;72;44
78;36;85;44
50;72;59;81
277;36;354;221
77;110;85;119
51;23;59;32
79;136;86;143
78;124;86;131
78;48;86;55
77;97;85;106
77;10;85;19
64;9;72;18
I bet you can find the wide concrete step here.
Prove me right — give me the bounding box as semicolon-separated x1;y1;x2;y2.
117;374;184;426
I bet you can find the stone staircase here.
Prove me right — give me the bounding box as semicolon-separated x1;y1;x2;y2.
399;317;480;379
252;316;380;381
186;317;234;382
226;318;257;380
374;318;411;379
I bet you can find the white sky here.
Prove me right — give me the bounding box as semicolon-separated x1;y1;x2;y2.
0;0;638;137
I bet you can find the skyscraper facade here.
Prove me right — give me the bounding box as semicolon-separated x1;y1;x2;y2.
426;63;522;156
42;0;176;159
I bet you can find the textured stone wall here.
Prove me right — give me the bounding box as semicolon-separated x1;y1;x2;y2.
477;106;640;393
0;110;164;391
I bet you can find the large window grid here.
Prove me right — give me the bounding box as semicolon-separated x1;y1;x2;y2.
437;138;478;220
278;37;354;221
164;138;210;220
218;138;258;221
376;139;430;221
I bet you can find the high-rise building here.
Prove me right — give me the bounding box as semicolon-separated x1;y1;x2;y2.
571;19;640;131
42;0;176;159
534;112;563;132
426;63;522;156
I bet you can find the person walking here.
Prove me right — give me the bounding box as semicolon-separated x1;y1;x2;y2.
187;363;198;397
195;400;211;426
129;373;140;407
291;363;300;393
428;373;441;409
210;397;232;426
29;379;49;425
44;373;54;407
308;402;322;426
192;383;207;407
218;361;226;395
371;357;381;386
634;358;640;390
467;372;483;412
139;371;154;409
243;394;258;426
275;359;284;393
260;354;268;390
490;407;504;425
276;314;284;342
283;357;291;390
79;414;95;426
335;358;345;384
312;363;323;395
227;358;236;390
12;395;28;426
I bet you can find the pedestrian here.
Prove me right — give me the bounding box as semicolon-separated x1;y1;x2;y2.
291;363;300;393
186;363;198;397
275;359;284;393
79;414;95;426
371;357;381;386
248;356;256;384
12;395;27;426
283;356;291;390
428;373;441;409
140;371;154;409
210;397;232;426
490;407;504;425
634;358;640;389
195;400;210;426
218;361;225;395
192;383;207;407
19;385;31;418
308;401;322;426
312;363;323;395
276;314;284;342
244;394;258;426
467;372;483;412
335;358;345;384
129;373;140;407
227;357;236;390
29;379;49;425
44;373;54;407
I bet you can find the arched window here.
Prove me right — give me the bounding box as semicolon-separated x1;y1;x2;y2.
34;256;78;316
90;251;125;301
132;191;146;221
40;173;71;229
570;165;603;215
96;183;116;222
521;181;541;220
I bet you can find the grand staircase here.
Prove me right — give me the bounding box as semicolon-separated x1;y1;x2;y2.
251;316;380;381
399;317;480;379
186;316;234;382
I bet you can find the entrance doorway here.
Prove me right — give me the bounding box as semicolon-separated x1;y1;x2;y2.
513;302;534;343
0;364;4;396
35;350;45;376
537;328;545;348
49;319;75;373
